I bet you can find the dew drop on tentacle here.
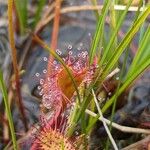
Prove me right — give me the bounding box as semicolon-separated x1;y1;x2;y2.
40;79;44;85
43;57;48;62
39;89;44;96
78;53;81;57
35;73;40;77
54;66;59;71
53;60;57;65
43;69;47;74
37;86;41;90
68;44;72;50
68;51;73;55
81;51;88;59
47;77;51;82
85;51;88;55
56;49;62;55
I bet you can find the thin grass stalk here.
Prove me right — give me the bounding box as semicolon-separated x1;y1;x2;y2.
110;0;117;49
61;5;147;13
139;0;146;44
34;4;148;36
89;0;111;64
34;2;55;33
50;0;62;51
0;70;18;150
85;109;150;134
8;0;28;131
92;89;118;150
100;0;133;65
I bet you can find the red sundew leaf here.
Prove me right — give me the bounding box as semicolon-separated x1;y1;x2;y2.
57;67;87;107
31;127;76;150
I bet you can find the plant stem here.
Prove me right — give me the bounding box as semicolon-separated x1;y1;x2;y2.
8;0;28;131
92;89;118;150
47;0;62;76
0;70;18;150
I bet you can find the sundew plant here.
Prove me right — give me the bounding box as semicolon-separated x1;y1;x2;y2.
0;0;150;150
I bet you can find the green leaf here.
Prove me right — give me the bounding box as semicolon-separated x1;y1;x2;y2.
15;0;28;34
89;0;111;64
0;70;18;150
32;0;46;28
126;26;150;78
100;0;133;65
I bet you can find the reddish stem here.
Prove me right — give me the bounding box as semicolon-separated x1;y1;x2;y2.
45;0;62;126
47;0;62;77
8;0;28;131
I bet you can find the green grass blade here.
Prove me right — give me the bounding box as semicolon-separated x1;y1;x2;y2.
126;26;150;78
89;0;111;64
102;57;150;113
109;1;117;48
102;6;150;78
32;0;46;28
15;0;28;34
100;0;133;65
139;0;146;45
90;0;99;19
0;70;18;150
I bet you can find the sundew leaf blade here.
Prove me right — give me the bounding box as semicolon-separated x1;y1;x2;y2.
33;35;81;103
